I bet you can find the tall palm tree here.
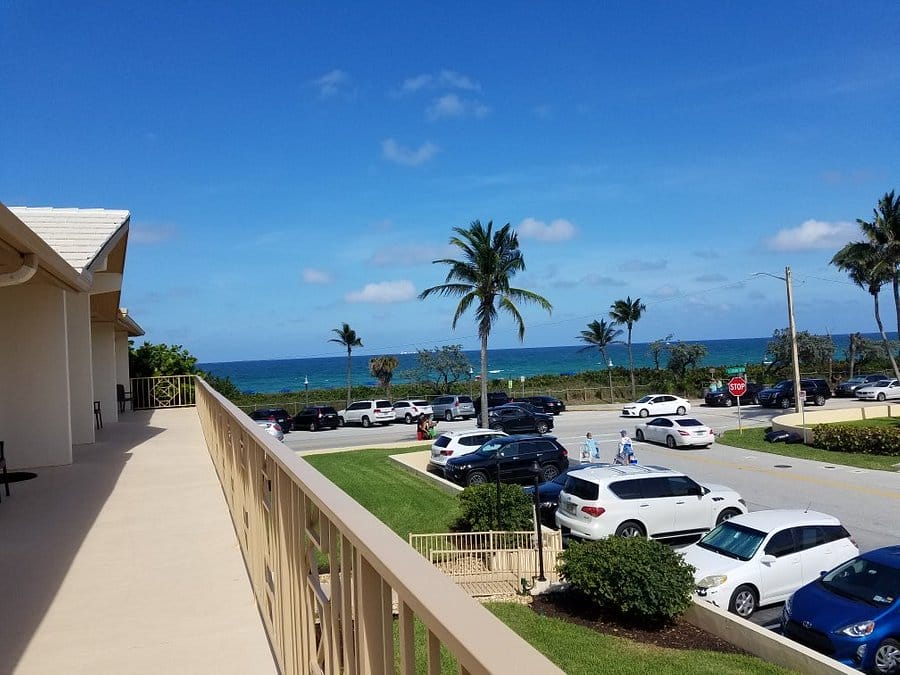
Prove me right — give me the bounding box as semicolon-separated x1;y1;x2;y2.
856;191;900;339
329;323;363;409
369;355;399;398
577;319;623;401
419;220;552;423
609;296;646;398
831;243;900;382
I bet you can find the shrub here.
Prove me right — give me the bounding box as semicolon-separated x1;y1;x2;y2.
557;536;696;624
450;483;534;532
812;424;900;456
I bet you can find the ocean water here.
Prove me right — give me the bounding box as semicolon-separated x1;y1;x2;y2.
199;333;883;394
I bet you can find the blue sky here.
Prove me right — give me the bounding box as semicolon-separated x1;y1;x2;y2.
2;1;899;363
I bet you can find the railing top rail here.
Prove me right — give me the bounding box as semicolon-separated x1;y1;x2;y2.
195;376;561;674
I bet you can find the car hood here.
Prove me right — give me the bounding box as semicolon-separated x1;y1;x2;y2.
701;482;737;496
681;544;747;579
789;580;890;631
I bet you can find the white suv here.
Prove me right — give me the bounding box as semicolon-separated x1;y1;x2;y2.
428;429;507;474
338;400;394;427
555;465;746;541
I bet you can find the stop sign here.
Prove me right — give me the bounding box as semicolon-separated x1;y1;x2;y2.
728;376;748;397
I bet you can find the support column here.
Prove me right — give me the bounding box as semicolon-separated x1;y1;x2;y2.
68;291;95;445
91;321;118;425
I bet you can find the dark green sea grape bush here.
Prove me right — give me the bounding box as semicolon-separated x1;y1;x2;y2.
812;424;900;456
450;483;533;533
557;536;696;624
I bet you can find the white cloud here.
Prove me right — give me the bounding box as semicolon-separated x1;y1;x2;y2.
439;70;480;91
130;223;175;244
302;268;332;284
426;93;490;120
381;138;439;166
401;74;433;92
517;217;576;242
312;69;350;98
767;219;857;251
345;280;417;304
399;70;480;94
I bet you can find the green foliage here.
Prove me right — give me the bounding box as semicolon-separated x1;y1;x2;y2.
129;341;199;377
407;344;473;394
812;423;900;456
765;329;835;375
369;355;399;394
202;372;241;398
557;537;696;624
450;483;533;532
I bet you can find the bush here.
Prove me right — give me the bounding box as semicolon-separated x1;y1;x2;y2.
450;483;534;532
557;537;696;624
812;424;900;456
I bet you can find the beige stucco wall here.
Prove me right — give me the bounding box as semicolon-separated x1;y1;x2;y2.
67;291;95;445
0;282;73;468
91;321;118;425
773;405;900;442
114;330;130;393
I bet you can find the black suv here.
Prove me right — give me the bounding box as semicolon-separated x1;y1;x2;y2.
474;391;510;410
756;378;832;408
704;382;764;407
292;405;340;432
834;374;889;397
518;395;566;414
479;404;554;434
249;407;293;432
443;434;570;487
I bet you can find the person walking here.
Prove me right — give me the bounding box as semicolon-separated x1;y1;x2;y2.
581;432;600;463
615;429;636;465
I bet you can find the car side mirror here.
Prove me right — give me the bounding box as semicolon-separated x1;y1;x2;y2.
760;554;776;565
819;570;828;577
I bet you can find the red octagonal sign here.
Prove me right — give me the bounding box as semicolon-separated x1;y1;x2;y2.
728;376;748;398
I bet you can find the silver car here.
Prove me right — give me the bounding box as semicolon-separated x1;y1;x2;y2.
431;394;476;421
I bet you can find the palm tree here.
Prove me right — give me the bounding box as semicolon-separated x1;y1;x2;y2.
369;355;399;398
609;296;646;398
419;220;552;423
329;323;363;409
831;243;900;382
856;191;900;339
577;319;623;401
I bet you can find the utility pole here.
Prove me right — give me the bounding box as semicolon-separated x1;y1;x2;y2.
785;267;804;415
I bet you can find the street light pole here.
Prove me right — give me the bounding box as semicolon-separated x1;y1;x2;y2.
304;375;309;406
468;367;473;398
530;461;546;582
754;268;804;415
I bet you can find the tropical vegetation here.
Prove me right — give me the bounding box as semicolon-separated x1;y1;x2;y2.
368;355;399;397
609;296;646;398
577;319;623;398
329;322;363;409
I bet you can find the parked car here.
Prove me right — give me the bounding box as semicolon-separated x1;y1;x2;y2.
479;404;554;434
432;394;476;421
835;374;889;397
634;417;715;448
517;395;566;415
856;379;900;402
555;464;746;542
621;394;691;418
505;400;547;415
704;382;764;407
255;420;284;441
249;407;293;432
392;399;434;424
338;400;394;427
474;391;510;411
756;378;832;409
428;428;508;474
443;434;570;487
682;510;858;619
523;465;594;526
782;545;900;673
292;405;340;432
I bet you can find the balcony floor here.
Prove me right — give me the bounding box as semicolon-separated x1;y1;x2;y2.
0;408;275;674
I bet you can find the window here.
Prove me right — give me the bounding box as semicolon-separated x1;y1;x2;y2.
497;443;519;458
764;529;796;557
649;418;671;427
823;525;851;543
639;477;673;498
564;477;599;501
348;402;366;410
667;476;700;497
526;439;557;454
794;526;826;552
608;480;642;500
376;400;391;407
458;396;473;403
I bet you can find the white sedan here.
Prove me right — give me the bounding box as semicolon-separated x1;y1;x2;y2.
634;417;714;448
855;379;900;401
682;510;859;619
621;394;691;417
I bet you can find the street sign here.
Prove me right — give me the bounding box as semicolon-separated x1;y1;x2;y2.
728;376;748;398
725;366;746;375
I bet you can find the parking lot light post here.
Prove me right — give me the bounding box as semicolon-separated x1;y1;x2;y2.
495;451;502;530
530;461;546;582
468;367;473;398
304;375;309;406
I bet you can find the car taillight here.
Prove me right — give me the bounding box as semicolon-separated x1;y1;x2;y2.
581;506;605;517
561;448;568;458
678;430;690;436
273;423;282;431
374;408;382;413
440;450;452;456
268;415;276;422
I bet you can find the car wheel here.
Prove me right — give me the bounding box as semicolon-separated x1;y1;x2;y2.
716;508;742;525
338;417;345;427
873;638;900;674
466;471;488;487
361;416;371;428
676;406;687;415
779;398;791;409
614;521;645;538
536;421;549;434
751;394;759;405
490;423;504;432
541;464;560;481
404;413;413;424
308;422;317;432
729;585;757;619
445;410;453;422
877;392;886;402
665;435;677;449
639;408;649;418
813;394;825;406
724;398;733;407
635;429;644;442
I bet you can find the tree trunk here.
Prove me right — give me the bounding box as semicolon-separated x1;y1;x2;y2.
627;327;636;398
848;334;858;379
345;347;352;410
479;333;489;425
873;293;900;382
893;273;900;343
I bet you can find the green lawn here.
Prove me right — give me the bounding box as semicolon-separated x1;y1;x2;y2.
718;426;900;471
306;446;796;674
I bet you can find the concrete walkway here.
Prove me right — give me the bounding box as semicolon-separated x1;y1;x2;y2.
0;408;275;675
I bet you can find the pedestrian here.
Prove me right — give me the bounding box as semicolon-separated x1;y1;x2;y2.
416;414;428;441
581;432;600;463
615;429;636;465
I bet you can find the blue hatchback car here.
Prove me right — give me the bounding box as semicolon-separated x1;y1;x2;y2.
782;545;900;673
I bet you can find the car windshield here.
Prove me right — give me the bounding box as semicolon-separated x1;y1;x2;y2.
677;419;704;427
635;395;653;403
696;522;766;561
479;440;503;456
845;377;865;385
821;558;900;607
772;380;791;390
412;400;429;406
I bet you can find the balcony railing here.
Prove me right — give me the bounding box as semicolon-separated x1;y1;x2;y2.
130;375;196;409
195;377;562;675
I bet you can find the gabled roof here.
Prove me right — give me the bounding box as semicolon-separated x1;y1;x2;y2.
9;206;130;274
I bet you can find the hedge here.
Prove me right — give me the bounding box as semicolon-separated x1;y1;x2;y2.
811;424;900;456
